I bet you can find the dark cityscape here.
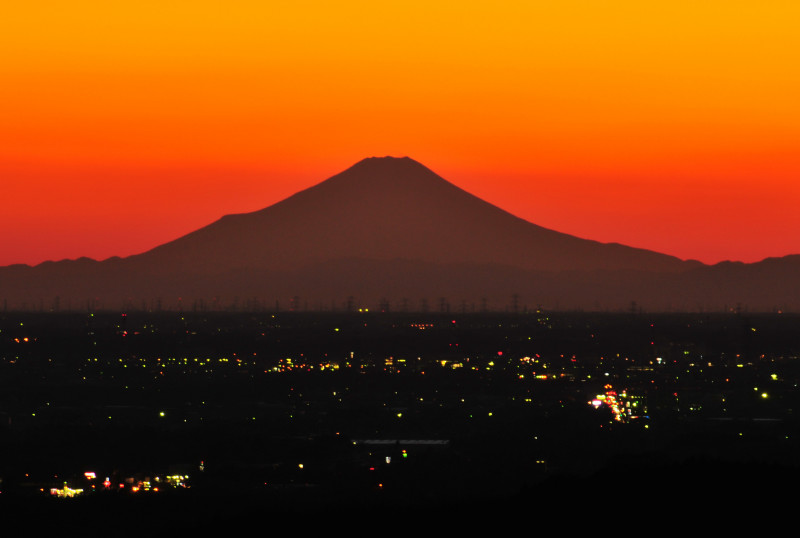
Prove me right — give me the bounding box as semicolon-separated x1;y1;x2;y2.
2;307;798;527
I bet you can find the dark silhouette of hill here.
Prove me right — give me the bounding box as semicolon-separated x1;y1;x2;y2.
128;156;694;273
0;157;798;311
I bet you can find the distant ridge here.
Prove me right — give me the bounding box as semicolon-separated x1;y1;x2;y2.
1;157;798;311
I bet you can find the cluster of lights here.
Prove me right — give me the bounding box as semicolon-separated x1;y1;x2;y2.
46;470;190;498
591;384;644;423
50;484;84;498
269;358;343;372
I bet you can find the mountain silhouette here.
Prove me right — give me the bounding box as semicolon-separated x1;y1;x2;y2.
129;156;694;274
1;156;798;311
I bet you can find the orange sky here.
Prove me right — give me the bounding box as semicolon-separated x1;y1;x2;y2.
2;1;798;266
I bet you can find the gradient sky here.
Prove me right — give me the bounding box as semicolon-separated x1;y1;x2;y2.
2;1;798;266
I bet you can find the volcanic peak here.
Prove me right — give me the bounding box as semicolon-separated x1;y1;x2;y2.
330;155;451;192
357;155;414;164
347;155;437;175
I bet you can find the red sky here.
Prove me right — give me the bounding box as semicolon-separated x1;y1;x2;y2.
2;1;798;266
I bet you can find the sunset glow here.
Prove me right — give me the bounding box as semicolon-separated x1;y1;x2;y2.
2;1;798;265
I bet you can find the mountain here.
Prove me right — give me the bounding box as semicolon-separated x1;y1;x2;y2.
0;156;798;311
129;156;695;274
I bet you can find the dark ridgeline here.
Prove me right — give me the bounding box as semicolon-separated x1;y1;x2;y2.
1;156;799;311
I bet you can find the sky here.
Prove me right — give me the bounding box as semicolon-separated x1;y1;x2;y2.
2;1;798;266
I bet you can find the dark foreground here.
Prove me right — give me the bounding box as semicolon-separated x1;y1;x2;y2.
1;310;799;527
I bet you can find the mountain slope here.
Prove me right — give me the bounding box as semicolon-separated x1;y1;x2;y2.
129;156;695;274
